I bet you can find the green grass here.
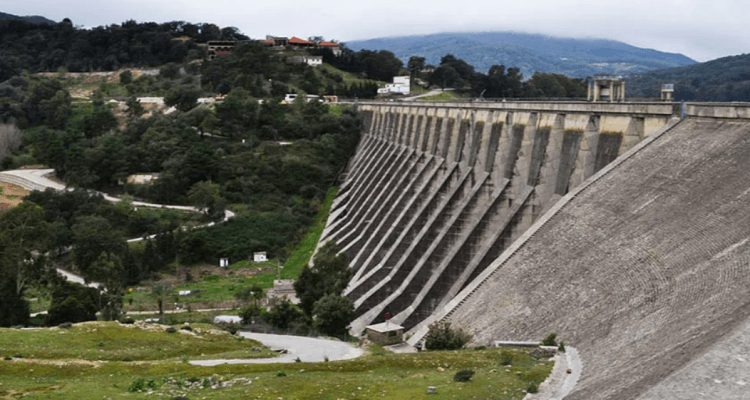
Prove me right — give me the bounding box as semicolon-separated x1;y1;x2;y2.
0;321;274;362
282;187;338;278
418;91;462;102
0;344;553;399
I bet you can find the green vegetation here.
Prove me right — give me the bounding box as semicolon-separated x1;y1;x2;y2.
0;339;553;399
282;187;337;278
424;321;473;351
0;321;274;361
419;90;462;102
627;52;750;101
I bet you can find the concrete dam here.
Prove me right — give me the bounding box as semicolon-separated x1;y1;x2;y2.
319;100;681;335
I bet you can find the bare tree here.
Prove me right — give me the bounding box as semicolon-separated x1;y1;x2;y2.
0;123;21;163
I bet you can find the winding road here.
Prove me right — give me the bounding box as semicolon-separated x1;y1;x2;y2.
0;168;235;288
190;331;364;365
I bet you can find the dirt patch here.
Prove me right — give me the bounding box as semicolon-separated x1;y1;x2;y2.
0;182;30;209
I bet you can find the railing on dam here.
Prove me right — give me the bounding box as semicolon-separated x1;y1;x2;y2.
318;100;750;338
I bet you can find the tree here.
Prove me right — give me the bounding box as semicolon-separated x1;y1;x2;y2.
151;283;170;322
0;203;51;297
235;283;265;306
408;56;426;79
187;180;223;217
164;85;201;112
265;298;305;330
312;294;354;337
47;279;98;325
71;215;126;282
125;96;144;119
294;241;351;317
430;65;462;90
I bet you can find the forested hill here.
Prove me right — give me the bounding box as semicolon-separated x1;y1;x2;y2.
346;32;696;78
0;17;248;81
0;11;56;25
626;53;750;102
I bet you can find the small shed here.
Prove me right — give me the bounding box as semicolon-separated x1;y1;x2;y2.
365;321;404;345
254;252;267;263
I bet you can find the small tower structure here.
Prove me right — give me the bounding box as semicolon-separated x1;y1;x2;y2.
661;84;675;101
587;75;625;102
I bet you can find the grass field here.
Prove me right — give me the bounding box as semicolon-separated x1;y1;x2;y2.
0;322;554;400
0;321;275;362
418;91;462;102
122;187;338;312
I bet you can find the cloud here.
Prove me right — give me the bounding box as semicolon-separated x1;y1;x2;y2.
3;0;747;62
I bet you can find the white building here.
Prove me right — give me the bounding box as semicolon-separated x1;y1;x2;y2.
378;76;411;95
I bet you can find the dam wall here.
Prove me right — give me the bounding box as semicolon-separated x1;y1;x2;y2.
319;100;679;334
408;103;750;399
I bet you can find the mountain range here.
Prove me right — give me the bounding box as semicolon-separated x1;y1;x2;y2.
0;11;56;25
346;31;696;79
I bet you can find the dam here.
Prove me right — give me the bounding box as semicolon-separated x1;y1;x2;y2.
320;100;681;335
318;100;750;399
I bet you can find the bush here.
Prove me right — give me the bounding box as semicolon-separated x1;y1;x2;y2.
424;321;472;351
453;369;475;382
165;327;177;333
128;378;146;392
312;294;354;337
500;351;513;366
558;342;566;352
541;333;557;346
120;317;135;324
277;371;287;377
239;305;264;324
526;382;539;394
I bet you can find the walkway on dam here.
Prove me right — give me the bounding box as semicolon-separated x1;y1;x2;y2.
424;116;750;399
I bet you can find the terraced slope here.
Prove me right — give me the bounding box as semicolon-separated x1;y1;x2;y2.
434;117;750;399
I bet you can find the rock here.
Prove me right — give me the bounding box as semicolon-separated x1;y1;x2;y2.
427;386;437;394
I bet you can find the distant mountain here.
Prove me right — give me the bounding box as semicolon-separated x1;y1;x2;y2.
0;11;56;25
626;53;750;102
346;32;696;79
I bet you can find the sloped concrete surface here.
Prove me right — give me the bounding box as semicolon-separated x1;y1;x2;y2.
443;118;750;399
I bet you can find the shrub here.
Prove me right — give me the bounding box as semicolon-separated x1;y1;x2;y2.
541;333;557;346
120;317;135;324
558;342;566;352
165;327;177;333
122;357;134;362
4;356;12;360
500;351;513;366
128;378;146;392
180;325;193;331
424;321;472;351
453;369;475;382
239;305;264;324
277;371;287;377
526;382;539;394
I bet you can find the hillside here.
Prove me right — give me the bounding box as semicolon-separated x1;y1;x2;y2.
626;52;750;102
346;31;696;79
0;11;56;24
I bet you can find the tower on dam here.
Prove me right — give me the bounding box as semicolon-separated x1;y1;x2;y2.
317;100;680;336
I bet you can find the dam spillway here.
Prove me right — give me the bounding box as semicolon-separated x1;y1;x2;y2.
318;100;681;335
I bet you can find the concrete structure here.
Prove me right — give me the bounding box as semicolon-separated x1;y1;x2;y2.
365;321;404;345
378;76;411;95
317;100;750;399
288;55;323;66
267;279;299;304
320;100;680;337
661;83;675;101
587;75;625;102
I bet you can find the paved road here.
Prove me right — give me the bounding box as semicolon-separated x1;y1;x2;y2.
190;332;364;365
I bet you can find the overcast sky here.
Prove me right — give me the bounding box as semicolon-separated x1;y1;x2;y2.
4;0;747;62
